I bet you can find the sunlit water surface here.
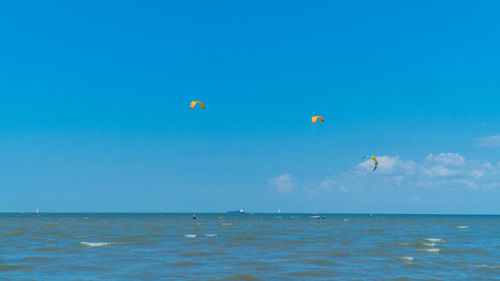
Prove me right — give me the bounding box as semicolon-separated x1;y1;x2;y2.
1;213;499;280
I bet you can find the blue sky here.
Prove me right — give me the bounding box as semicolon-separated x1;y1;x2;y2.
1;1;500;213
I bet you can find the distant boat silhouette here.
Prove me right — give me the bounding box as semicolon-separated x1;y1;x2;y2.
227;208;245;214
35;208;39;213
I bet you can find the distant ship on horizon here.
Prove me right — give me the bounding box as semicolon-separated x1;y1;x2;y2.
227;208;245;214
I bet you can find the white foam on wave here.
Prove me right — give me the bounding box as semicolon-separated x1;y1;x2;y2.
222;223;233;226
184;234;197;239
80;242;112;247
425;238;446;243
205;234;218;237
397;256;414;262
421;248;440;253
475;264;500;269
422;242;437;247
343;219;349;222
456;225;469;229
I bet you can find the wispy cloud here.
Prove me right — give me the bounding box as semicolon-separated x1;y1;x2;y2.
269;173;295;194
476;136;500;147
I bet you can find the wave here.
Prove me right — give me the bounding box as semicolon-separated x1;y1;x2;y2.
456;225;469;229
397;256;414;262
205;234;218;237
475;264;500;271
425;238;446;243
420;248;440;253
80;242;112;247
184;234;197;239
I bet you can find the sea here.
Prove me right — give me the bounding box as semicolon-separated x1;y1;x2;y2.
0;213;499;280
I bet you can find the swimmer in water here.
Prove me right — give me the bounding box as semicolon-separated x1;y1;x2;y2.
192;215;197;220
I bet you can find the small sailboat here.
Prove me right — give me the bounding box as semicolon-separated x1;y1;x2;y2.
227;208;245;214
35;208;39;214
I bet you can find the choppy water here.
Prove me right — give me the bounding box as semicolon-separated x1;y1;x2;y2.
1;213;499;280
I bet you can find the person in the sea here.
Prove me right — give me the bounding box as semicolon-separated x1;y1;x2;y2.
192;215;197;220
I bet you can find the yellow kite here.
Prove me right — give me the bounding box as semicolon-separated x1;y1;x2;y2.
190;101;205;110
312;116;324;124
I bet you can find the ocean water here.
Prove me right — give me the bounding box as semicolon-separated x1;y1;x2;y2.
1;214;499;280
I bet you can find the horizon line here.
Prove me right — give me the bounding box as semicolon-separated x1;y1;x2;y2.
2;212;500;216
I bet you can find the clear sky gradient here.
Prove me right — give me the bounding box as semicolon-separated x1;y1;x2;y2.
1;1;500;213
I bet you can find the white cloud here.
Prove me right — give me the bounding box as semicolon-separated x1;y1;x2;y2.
319;179;334;188
482;162;493;169
269;173;295;194
423;166;458;177
471;170;485;178
314;153;499;194
357;156;416;175
272;153;500;200
476;136;500;147
425;153;465;166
